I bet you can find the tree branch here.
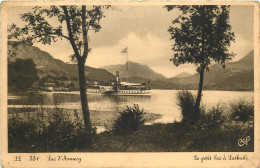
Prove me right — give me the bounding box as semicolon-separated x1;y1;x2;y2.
34;32;69;40
61;5;81;61
82;5;89;64
60;34;70;40
9;42;27;57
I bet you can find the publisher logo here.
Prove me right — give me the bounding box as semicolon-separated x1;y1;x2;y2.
238;136;250;146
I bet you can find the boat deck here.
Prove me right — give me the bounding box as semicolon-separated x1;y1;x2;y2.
103;90;151;96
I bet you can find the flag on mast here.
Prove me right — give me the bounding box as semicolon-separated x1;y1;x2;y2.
121;47;127;53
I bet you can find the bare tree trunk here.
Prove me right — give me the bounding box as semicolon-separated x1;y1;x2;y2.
194;67;205;123
77;61;92;132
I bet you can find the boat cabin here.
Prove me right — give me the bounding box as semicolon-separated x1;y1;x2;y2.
118;82;146;90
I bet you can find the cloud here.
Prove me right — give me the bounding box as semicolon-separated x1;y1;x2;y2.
88;5;175;47
7;5;254;78
229;35;254;62
86;32;198;78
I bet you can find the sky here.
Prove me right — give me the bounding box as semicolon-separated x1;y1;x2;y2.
7;5;254;78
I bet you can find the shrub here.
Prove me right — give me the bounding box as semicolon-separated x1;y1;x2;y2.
8;113;39;152
8;108;95;152
186;103;254;152
176;90;198;123
187;105;228;151
198;105;226;130
113;104;146;135
8;58;38;94
230;99;254;122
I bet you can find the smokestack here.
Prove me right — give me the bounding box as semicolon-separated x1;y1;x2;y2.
116;71;119;83
115;71;120;91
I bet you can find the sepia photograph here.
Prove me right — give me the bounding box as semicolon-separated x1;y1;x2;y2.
1;1;259;167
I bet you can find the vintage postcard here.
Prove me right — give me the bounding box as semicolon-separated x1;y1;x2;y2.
1;1;259;167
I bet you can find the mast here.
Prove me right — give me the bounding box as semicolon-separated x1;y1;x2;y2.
126;50;129;81
121;47;128;82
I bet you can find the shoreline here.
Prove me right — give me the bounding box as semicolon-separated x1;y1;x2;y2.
8;108;162;133
8;89;254;97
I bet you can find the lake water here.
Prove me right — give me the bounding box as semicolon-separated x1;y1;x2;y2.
8;90;254;124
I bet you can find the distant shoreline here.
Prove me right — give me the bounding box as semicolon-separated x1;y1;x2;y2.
8;89;254;97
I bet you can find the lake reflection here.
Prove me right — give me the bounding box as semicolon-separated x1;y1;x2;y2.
8;90;254;123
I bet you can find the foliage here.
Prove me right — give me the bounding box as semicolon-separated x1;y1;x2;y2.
165;5;235;71
174;102;253;152
197;105;226;131
8;109;95;152
8;113;38;151
38;75;70;87
8;58;38;94
230;99;254;122
165;5;236;122
8;5;110;132
176;90;204;124
176;90;196;123
113;104;146;135
67;82;75;88
8;5;110;63
9;99;254;152
89;100;253;152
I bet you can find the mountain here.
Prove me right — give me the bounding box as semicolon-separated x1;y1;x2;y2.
103;51;254;91
173;72;192;78
202;50;254;90
8;42;115;82
102;61;167;81
168;50;254;91
8;41;254;91
168;72;193;83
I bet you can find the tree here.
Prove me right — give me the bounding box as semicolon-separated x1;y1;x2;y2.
8;58;38;94
8;5;110;133
67;82;75;88
165;5;235;122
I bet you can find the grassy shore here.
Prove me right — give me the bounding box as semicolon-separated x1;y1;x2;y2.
8;99;254;152
85;120;253;152
9;115;254;152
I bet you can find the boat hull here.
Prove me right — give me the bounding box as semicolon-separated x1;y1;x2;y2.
102;90;151;96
